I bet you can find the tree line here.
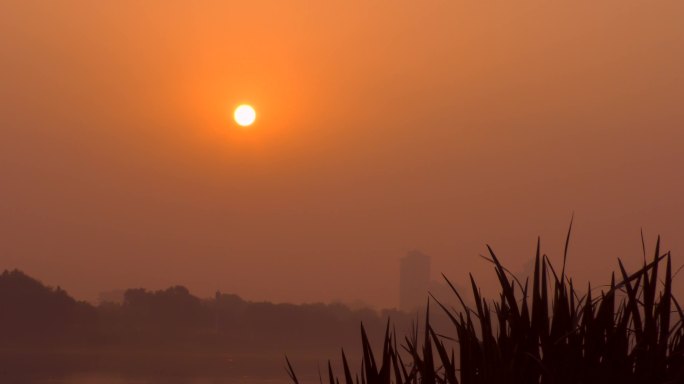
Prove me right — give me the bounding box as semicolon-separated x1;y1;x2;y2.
0;269;414;354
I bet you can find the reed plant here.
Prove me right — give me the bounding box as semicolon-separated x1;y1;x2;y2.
287;236;684;384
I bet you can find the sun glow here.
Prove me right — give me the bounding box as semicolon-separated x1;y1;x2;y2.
234;104;256;127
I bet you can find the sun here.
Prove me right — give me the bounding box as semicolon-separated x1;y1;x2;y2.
234;104;256;127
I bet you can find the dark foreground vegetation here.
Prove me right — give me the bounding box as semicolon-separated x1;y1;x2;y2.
288;237;684;384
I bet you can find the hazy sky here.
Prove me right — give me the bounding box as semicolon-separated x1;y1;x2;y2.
2;1;683;307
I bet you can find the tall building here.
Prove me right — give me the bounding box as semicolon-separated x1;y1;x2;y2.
399;250;431;312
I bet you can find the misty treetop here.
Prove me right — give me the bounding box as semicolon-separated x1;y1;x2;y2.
0;269;412;353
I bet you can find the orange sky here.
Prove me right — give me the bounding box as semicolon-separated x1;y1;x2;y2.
1;1;683;307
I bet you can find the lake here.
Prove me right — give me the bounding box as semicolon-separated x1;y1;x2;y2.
4;374;293;384
0;350;326;384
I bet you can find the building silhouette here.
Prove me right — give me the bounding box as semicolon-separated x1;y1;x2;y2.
399;250;431;312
